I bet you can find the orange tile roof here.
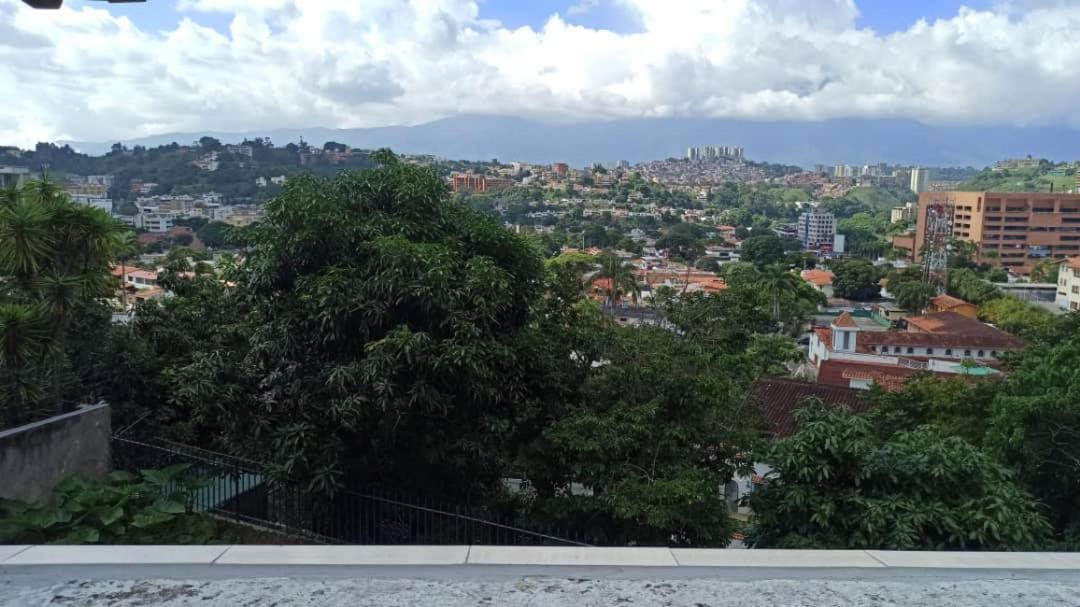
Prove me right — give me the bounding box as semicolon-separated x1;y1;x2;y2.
1061;256;1080;271
801;268;835;287
832;311;858;328
929;294;970;310
818;360;919;392
814;326;832;345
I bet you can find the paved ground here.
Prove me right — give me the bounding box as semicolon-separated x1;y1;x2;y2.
3;570;1080;606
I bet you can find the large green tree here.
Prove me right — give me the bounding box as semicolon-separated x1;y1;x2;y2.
749;406;1052;550
739;234;786;267
162;151;545;496
986;314;1080;544
830;258;882;301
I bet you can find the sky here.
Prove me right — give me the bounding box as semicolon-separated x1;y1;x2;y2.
1;0;1076;146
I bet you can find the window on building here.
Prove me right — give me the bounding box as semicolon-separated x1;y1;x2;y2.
977;350;985;357
926;348;934;355
946;349;953;356
894;347;901;354
965;350;972;356
906;347;914;354
842;331;851;351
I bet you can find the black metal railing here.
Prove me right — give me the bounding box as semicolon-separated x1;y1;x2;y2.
112;436;589;546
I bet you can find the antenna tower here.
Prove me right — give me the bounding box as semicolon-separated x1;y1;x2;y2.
921;195;954;294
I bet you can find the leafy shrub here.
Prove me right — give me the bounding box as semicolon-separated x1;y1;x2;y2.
0;464;221;544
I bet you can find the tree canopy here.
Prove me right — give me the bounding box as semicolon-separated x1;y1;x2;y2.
830;258;882;301
749;405;1051;550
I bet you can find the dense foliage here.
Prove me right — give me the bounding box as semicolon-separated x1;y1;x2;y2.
0;179;128;426
830;258;882;301
0;466;220;545
749;406;1051;550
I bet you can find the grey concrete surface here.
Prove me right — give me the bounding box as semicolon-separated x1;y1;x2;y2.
672;548;884;568
0;403;110;503
216;545;469;565
468;546;678;566
5;545;230;565
1;571;1079;606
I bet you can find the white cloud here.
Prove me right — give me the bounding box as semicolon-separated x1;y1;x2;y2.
3;0;1080;145
568;0;600;16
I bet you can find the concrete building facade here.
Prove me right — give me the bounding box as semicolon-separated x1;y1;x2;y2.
914;191;1080;275
797;210;836;250
909;167;929;194
1057;257;1080;312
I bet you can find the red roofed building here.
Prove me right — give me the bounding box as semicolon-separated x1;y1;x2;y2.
817;359;920;392
803;267;833;289
807;309;1013;390
926;294;977;318
750;378;867;437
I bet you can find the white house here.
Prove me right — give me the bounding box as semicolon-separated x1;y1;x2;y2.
1056;257;1080;312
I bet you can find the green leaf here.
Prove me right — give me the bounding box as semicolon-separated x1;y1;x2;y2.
98;505;124;527
59;527;100;544
130;510;175;528
151;499;187;515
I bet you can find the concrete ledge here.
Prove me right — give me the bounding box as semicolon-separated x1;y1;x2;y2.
5;546;1080;571
4;545;230;565
0;546;29;562
672;548;884;568
467;546;678;567
867;551;1080;569
216;545;469;566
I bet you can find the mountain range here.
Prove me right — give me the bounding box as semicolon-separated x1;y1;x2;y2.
62;115;1080;169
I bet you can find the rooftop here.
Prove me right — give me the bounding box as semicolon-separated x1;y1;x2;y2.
800;268;834;287
750;378;867;437
2;546;1079;606
818;359;920;391
831;311;858;328
929;294;972;310
905;312;1024;346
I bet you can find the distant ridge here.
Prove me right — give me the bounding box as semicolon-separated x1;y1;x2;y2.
60;115;1080;168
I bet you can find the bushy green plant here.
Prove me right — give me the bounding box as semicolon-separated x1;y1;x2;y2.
0;464;221;544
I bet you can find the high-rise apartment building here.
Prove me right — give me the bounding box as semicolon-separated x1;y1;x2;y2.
914;192;1080;275
687;145;744;162
798;210;836;250
909;167;929;194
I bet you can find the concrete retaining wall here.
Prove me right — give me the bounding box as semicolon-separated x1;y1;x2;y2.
0;403;111;504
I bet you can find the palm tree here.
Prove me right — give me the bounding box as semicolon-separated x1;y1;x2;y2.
595;252;640;312
0;176;128;422
759;264;803;325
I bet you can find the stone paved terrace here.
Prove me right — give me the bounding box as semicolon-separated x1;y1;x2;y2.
3;546;1080;606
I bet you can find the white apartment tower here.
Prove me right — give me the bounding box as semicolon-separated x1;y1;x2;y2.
909;167;929;194
798;210;836;250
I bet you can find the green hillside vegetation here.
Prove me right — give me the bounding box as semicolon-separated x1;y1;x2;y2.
843;185;918;210
958;164;1078;193
0;140;376;203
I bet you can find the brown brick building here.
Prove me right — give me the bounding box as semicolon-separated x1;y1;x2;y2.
914;191;1080;274
449;173;513;194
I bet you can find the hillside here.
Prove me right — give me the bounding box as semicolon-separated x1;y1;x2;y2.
957;164;1079;193
0;140;376;204
844;186;918;210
